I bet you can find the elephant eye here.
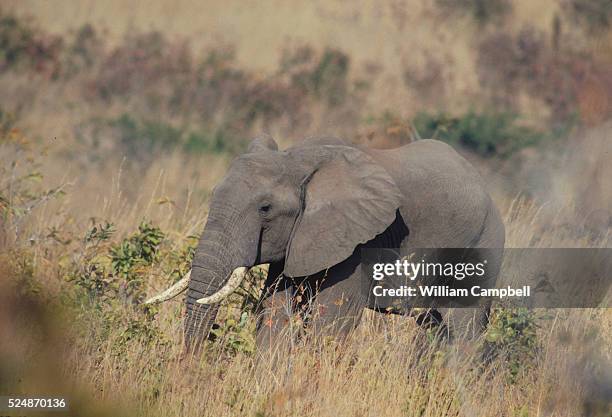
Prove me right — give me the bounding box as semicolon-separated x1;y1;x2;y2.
259;203;272;214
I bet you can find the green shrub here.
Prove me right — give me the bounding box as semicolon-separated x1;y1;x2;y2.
84;221;115;243
66;220;164;308
110;114;182;155
65;221;114;298
280;46;350;106
63;217;263;356
111;222;164;271
107;113;241;157
486;308;539;382
436;0;512;24
65;220;170;355
110;221;164;303
310;49;350;106
183;128;237;154
413;111;547;157
210;311;256;355
209;267;267;355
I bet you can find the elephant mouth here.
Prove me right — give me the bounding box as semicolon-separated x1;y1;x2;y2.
144;267;248;305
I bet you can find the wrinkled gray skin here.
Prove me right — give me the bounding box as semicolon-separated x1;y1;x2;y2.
185;135;505;350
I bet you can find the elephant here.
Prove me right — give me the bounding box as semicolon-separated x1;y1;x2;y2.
146;135;505;351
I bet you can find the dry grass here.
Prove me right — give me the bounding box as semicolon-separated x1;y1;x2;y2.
56;309;610;417
1;127;611;416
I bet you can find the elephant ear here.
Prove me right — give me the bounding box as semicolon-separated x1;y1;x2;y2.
247;134;278;153
284;147;402;277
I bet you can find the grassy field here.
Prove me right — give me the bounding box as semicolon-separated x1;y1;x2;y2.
0;1;611;416
1;174;610;416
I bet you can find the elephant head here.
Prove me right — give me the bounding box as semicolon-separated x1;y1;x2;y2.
146;135;402;349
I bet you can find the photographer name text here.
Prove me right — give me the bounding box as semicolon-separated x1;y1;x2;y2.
371;259;530;300
372;284;531;299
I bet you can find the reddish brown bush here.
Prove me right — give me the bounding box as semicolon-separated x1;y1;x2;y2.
477;25;610;126
0;11;63;78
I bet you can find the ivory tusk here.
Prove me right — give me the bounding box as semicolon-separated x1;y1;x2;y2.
144;271;191;304
196;267;248;304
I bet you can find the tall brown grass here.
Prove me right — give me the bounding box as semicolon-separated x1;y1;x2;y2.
1;126;610;416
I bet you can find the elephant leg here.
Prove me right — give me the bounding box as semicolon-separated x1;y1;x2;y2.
303;259;366;342
255;262;299;352
435;205;502;342
436;304;491;341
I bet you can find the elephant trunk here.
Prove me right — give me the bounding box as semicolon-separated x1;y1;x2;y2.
183;207;258;350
